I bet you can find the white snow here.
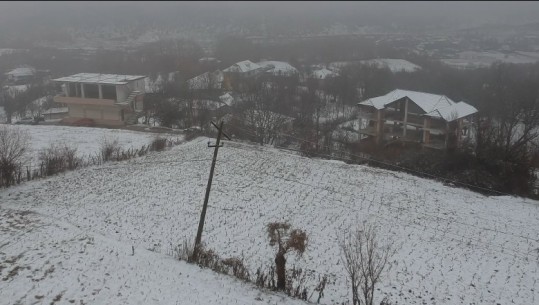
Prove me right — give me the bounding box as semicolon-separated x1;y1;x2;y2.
0;209;305;305
426;101;479;122
441;51;539;69
9;125;177;164
53;73;146;85
5;67;35;77
223;60;263;73
311;68;338;79
360;59;422;73
1;137;538;304
258;61;299;76
359;89;478;123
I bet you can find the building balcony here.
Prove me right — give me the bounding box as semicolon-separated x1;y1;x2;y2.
54;96;119;107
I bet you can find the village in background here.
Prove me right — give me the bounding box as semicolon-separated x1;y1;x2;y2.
1;2;539;305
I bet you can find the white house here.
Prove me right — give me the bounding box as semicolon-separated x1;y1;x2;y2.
257;61;299;77
52;73;147;126
5;67;36;84
357;89;478;150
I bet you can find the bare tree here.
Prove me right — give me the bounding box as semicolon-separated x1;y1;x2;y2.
266;222;308;291
341;223;394;305
0;125;30;187
240;85;292;146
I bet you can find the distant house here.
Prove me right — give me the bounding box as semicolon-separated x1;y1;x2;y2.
257;61;299;77
222;60;269;91
186;70;224;91
359;59;422;73
5;67;36;84
180;99;230;127
52;73;146;126
357;89;478;150
310;68;338;80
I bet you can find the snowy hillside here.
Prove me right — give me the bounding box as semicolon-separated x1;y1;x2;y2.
0;209;306;305
1;137;538;304
12;125;180;164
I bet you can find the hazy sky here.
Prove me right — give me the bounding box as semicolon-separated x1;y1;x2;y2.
0;1;538;33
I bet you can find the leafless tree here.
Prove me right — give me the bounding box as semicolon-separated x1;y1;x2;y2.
240;85;292;146
266;222;308;291
341;223;394;305
0;125;30;187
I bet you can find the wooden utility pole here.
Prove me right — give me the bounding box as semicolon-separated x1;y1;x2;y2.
192;121;231;260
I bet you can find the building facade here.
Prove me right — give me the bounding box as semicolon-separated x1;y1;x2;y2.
53;73;146;126
357;89;478;150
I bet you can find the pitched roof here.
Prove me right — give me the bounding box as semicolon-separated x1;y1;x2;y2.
360;59;421;73
257;61;299;76
6;67;35;77
358;89;454;113
223;60;263;73
52;73;146;85
425;101;478;122
358;89;477;121
311;68;338;79
186;70;223;90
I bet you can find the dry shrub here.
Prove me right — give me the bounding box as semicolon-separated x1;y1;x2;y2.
222;257;250;282
100;137;121;162
0;126;29;187
150;137;167;152
38;143;82;176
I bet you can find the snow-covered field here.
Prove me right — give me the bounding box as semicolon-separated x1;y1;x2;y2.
9;125;180;164
360;59;422;73
1;137;539;304
0;209;305;305
441;50;539;69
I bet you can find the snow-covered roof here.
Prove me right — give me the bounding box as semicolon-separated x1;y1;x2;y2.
186;70;223;90
219;92;235;107
359;89;455;113
188;99;228;111
311;68;338;79
43;107;69;115
3;84;29;97
358;89;477;122
6;67;35;77
425;101;478;122
360;59;421;73
257;61;299;76
223;60;263;73
53;73;146;85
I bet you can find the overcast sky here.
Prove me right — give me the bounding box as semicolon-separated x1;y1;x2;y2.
0;1;538;33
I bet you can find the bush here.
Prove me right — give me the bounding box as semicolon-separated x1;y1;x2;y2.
100;137;121;162
150;137;167;152
38;143;82;176
0;126;29;187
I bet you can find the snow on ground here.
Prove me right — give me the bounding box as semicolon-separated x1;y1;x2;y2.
9;125;181;164
441;50;539;69
360;59;422;73
1;138;539;304
0;209;306;305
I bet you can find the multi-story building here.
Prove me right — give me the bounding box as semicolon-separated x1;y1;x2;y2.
52;73;146;126
357;89;478;150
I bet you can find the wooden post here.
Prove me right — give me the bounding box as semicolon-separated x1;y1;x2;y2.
423;117;430;144
192;121;231;260
403;99;409;138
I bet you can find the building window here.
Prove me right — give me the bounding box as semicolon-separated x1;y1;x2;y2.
102;85;117;100
68;83;81;97
84;84;99;99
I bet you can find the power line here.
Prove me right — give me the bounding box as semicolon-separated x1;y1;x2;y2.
219;144;539;244
207;154;537;261
229;123;516;196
